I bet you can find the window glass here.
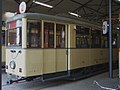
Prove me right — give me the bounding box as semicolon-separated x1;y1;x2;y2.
27;20;41;48
6;28;22;46
44;22;54;48
91;30;101;48
56;24;65;48
76;26;89;48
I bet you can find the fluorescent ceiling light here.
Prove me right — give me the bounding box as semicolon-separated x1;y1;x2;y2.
68;12;81;17
33;0;53;8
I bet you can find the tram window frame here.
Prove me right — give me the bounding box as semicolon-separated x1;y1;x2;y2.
44;22;54;48
76;26;90;48
56;23;66;48
91;30;101;48
6;27;22;47
27;20;42;48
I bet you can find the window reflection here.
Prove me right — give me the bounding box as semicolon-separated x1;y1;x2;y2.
76;26;89;48
56;24;65;48
6;28;22;46
27;20;41;48
91;30;101;48
44;22;54;48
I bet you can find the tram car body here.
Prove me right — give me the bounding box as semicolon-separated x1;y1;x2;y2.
5;13;118;81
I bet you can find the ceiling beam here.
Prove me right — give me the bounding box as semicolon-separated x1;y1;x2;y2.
14;0;21;4
96;0;103;12
70;0;105;15
73;0;94;12
43;0;55;3
100;7;120;19
112;7;120;13
26;2;34;12
105;0;108;16
83;7;87;16
26;0;31;4
48;0;64;12
88;0;104;21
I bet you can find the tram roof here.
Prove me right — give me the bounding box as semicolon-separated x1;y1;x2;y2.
6;13;100;28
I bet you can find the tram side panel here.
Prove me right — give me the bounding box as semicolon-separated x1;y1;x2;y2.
89;49;102;66
70;49;90;70
6;49;43;77
2;45;6;66
101;49;108;63
6;49;26;76
25;49;43;76
89;49;108;66
67;24;118;73
68;24;90;70
56;49;67;72
6;48;68;77
43;49;56;74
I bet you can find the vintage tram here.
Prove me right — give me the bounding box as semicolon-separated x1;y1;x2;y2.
5;13;118;84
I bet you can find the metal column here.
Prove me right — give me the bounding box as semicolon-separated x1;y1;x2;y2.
109;0;113;78
0;0;2;90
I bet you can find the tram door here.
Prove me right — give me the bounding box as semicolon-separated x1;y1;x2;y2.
43;22;68;80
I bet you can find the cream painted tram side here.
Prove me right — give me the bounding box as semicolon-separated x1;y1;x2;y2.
1;30;5;67
5;13;118;84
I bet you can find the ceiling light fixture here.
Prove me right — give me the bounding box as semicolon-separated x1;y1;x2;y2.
33;0;53;8
68;12;81;17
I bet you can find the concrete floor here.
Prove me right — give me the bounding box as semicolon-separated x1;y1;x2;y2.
2;70;120;90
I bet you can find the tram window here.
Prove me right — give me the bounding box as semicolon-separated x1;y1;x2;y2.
27;20;41;48
44;22;54;48
102;34;108;48
76;26;90;48
91;30;101;48
6;28;22;46
56;24;65;48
